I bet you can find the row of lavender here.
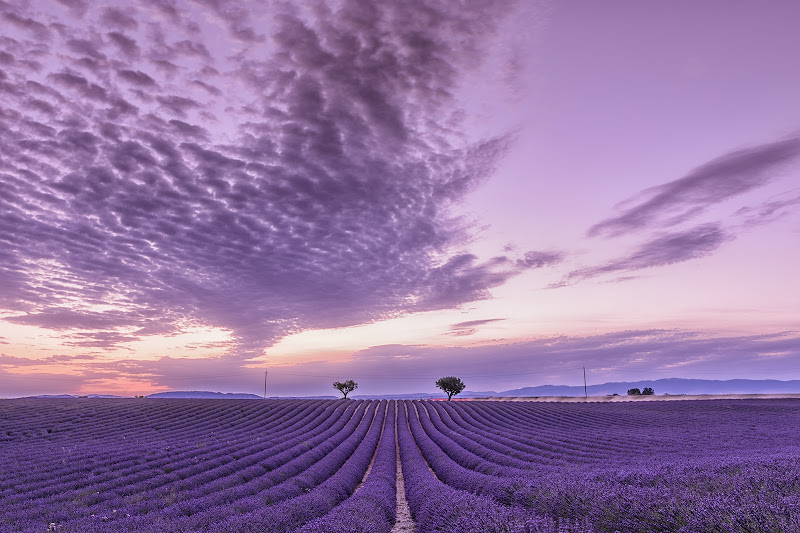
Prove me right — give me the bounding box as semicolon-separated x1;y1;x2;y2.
400;399;800;532
3;398;800;532
0;399;396;532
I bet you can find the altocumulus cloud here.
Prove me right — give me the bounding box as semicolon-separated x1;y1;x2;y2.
0;0;541;360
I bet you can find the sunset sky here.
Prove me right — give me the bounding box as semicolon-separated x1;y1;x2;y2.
2;0;799;398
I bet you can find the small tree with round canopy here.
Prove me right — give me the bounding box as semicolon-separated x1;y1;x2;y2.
333;379;358;399
435;376;465;401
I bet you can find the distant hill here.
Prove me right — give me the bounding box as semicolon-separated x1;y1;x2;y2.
21;378;800;400
27;394;127;399
352;391;498;400
146;391;341;399
361;378;800;398
146;379;800;400
498;378;800;397
147;391;264;399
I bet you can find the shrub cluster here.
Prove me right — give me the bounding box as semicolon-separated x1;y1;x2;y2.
626;387;654;396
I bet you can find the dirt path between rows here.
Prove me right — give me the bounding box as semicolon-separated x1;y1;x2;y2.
391;401;415;533
353;401;386;492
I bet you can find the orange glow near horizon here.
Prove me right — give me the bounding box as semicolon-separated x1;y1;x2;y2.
76;378;169;397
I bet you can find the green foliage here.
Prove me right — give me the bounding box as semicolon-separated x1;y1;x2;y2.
627;388;641;396
435;376;465;400
332;379;358;399
642;387;655;395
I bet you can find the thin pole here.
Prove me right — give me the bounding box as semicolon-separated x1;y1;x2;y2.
583;367;587;398
264;370;268;400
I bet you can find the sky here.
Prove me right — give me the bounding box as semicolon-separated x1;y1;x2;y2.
1;0;799;398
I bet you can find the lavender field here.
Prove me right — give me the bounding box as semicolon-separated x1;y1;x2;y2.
2;398;800;532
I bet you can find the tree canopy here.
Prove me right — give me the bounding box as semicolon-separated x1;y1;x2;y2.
333;379;358;399
435;376;465;401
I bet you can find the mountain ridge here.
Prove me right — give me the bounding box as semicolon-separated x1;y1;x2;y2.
496;378;800;397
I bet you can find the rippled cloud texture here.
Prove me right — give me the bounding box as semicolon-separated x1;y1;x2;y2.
1;0;539;360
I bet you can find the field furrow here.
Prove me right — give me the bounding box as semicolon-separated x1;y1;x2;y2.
3;398;800;532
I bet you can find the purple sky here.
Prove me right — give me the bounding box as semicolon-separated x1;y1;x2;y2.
1;0;799;397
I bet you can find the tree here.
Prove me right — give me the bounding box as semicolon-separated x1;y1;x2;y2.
435;376;465;401
642;387;654;395
627;388;641;396
333;379;358;399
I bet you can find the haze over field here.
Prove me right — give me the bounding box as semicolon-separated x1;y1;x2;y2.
1;0;799;398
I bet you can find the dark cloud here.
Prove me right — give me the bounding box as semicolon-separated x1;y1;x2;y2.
447;318;506;337
191;0;265;43
415;254;518;310
589;136;800;238
452;318;507;330
101;7;139;30
66;38;105;59
516;250;565;269
734;190;800;228
1;0;524;362
107;31;141;58
607;223;730;269
558;224;730;286
5;309;138;331
117;69;157;86
139;0;182;22
55;0;89;17
191;79;221;96
49;70;109;101
156;94;201;116
2;11;52;41
63;331;140;349
572;137;800;288
170;39;211;58
0;353;97;367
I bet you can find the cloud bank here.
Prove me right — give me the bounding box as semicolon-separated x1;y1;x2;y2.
0;0;535;359
5;329;799;397
0;329;800;395
300;329;800;394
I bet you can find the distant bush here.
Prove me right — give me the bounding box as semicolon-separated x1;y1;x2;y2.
642;387;655;395
627;388;641;396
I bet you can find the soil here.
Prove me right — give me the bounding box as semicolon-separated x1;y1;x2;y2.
391;401;416;532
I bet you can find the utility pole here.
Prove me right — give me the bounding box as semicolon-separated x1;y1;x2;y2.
264;370;268;400
583;367;587;398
